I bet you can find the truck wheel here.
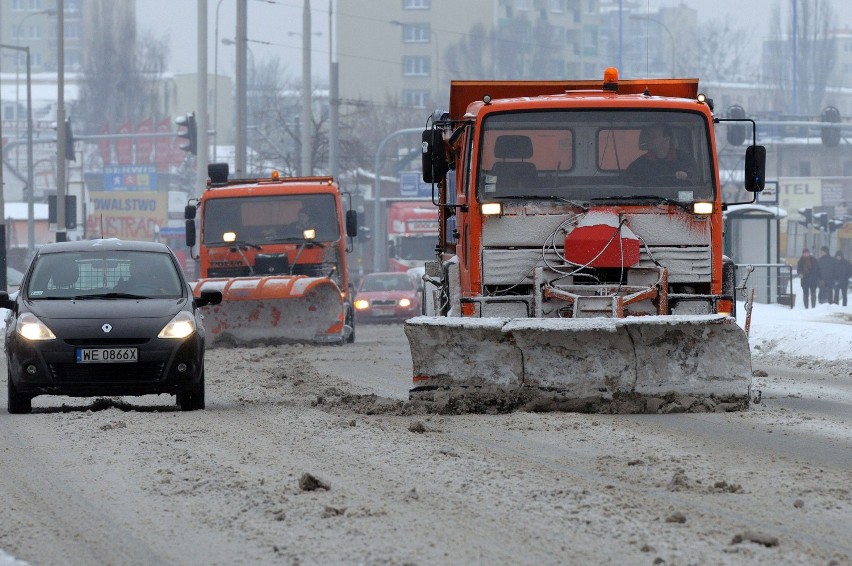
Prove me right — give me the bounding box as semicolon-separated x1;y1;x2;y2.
7;368;32;414
345;304;355;343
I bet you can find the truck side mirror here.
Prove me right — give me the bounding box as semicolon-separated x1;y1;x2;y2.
345;209;358;238
744;145;766;193
422;128;448;184
185;219;196;248
184;204;197;220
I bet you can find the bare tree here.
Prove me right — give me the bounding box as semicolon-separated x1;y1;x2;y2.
692;17;752;83
764;0;837;115
76;0;168;133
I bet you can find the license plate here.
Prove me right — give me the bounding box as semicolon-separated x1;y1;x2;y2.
373;308;395;317
76;348;138;364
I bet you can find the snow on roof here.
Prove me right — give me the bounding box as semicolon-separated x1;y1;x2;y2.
725;204;788;218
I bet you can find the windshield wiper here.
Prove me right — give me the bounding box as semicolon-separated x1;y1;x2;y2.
76;292;150;300
495;195;589;210
206;240;262;250
590;195;691;210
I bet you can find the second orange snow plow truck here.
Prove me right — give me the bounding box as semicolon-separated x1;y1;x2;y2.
406;68;766;412
185;164;358;345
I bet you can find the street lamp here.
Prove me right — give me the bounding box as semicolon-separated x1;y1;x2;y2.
1;43;36;256
213;0;228;161
14;9;56;122
630;14;676;76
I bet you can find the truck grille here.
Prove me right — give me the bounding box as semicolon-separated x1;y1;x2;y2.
482;246;711;285
208;266;252;278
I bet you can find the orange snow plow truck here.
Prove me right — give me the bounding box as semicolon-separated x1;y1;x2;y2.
406;68;766;412
185;164;358;345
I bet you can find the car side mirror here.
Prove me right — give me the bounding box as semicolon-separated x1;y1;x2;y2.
744;145;766;193
195;289;222;308
0;290;13;310
185;219;197;248
345;209;358;238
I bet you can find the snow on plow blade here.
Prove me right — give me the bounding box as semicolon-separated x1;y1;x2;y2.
193;276;345;346
404;315;752;413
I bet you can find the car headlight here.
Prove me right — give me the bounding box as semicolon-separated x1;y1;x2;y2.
17;312;56;341
398;298;412;308
158;311;197;339
354;299;370;310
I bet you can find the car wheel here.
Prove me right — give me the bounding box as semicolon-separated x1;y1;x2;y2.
178;369;205;411
7;368;32;414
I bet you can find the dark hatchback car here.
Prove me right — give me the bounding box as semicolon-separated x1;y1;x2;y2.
0;239;222;414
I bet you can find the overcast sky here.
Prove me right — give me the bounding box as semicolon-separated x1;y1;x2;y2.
137;0;852;79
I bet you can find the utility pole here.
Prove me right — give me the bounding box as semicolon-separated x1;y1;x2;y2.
0;80;6;290
301;0;313;177
328;0;339;179
56;0;67;242
196;0;209;195
235;0;247;178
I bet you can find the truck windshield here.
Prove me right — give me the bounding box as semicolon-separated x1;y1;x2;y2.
203;194;340;245
477;110;714;204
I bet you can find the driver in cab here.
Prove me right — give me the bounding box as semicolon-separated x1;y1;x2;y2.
625;123;698;186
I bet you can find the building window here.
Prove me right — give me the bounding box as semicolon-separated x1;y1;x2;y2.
403;90;430;108
65;22;80;40
402;23;431;43
403;0;430;9
798;161;811;177
549;0;566;12
403;56;431;77
516;0;531;10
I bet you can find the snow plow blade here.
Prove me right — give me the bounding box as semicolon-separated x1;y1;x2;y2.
404;315;752;413
193;276;345;346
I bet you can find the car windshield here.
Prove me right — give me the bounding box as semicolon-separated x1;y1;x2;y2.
203;193;341;246
26;251;184;299
360;274;415;292
477;109;715;204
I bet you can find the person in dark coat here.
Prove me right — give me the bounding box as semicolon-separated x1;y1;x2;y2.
797;248;820;308
816;246;836;304
833;250;851;307
626;123;699;186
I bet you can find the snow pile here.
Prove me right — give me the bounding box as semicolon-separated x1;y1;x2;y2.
740;300;851;362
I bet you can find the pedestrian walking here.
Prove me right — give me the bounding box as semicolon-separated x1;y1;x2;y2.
833;250;851;307
797;248;820;308
816;246;836;304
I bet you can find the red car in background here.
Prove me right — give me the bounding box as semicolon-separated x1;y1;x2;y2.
353;272;421;323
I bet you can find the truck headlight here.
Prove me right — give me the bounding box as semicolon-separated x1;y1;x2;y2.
158;311;196;339
17;313;56;341
693;202;713;215
481;202;502;216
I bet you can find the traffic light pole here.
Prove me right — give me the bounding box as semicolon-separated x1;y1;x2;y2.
196;0;209;197
56;0;67;243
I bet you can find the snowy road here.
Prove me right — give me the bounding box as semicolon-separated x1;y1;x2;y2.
1;310;850;565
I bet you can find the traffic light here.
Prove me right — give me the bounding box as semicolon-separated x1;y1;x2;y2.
53;118;76;161
797;207;812;226
820;106;841;148
813;211;828;232
64;118;76;161
828;219;843;233
726;105;747;146
176;112;197;155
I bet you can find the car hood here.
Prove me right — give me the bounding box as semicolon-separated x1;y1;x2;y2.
23;298;191;341
355;290;417;301
26;298;188;320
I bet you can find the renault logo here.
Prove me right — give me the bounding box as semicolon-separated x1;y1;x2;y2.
102;324;112;333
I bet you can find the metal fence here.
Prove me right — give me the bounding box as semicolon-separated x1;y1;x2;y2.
735;263;795;308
